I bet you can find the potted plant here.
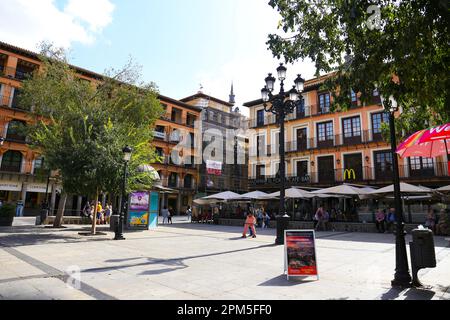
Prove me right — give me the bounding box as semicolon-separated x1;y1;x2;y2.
0;204;16;226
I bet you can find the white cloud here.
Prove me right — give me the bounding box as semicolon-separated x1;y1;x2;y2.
191;0;316;117
0;0;114;50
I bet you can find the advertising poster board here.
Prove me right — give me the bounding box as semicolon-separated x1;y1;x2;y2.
284;230;319;280
127;191;150;230
128;211;149;228
129;192;150;211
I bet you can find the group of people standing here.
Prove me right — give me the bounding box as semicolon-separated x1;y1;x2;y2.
82;201;112;225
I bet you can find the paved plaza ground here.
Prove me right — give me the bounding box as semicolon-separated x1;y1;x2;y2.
0;217;449;300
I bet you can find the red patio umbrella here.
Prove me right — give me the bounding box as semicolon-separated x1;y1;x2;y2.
396;123;450;174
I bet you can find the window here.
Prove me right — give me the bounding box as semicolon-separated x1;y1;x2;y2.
317;121;334;148
168;173;178;188
409;157;434;178
6;120;27;142
256;135;265;157
33;156;46;175
256;110;264;126
184;175;193;189
256;165;265;179
296;128;307;151
342;116;361;144
0;150;22;172
350;89;358;107
318;92;330;113
296;161;308;178
371;112;389;141
374;150;393;180
296;99;305;118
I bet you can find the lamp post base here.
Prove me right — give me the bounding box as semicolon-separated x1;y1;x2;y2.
391;277;412;288
113;234;126;241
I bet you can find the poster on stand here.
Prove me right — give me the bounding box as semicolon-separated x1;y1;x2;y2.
129;192;150;211
284;230;319;280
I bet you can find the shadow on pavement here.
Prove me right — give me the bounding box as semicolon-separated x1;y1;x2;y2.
380;286;436;300
258;274;318;287
83;243;277;275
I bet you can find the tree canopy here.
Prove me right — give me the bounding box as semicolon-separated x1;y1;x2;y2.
20;44;163;200
267;0;449;136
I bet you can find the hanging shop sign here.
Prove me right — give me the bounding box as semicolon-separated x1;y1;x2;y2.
284;230;319;280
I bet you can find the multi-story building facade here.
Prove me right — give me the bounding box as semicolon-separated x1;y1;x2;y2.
0;41;106;216
180;89;248;197
0;41;204;216
244;74;449;193
152;95;201;215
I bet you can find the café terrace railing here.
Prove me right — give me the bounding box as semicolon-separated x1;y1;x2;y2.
249;162;449;187
248;130;387;157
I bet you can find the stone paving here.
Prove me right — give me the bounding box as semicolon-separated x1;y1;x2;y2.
0;217;449;300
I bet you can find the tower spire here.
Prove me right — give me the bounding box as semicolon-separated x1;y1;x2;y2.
229;82;235;105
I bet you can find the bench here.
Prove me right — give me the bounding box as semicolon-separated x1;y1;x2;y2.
44;216;90;225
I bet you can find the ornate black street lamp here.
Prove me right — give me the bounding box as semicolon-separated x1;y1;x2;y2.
114;145;133;241
381;95;412;287
260;63;305;245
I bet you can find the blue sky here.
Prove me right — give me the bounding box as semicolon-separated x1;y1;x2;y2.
0;0;316;113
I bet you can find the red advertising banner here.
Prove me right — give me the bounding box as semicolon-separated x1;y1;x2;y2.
206;160;222;176
285;230;318;279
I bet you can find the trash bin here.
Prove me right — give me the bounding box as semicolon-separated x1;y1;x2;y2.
40;209;49;225
409;226;436;287
110;215;120;232
275;214;290;245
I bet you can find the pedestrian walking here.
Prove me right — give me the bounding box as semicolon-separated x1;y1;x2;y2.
168;207;173;224
314;206;325;231
15;200;24;217
256;208;263;228
242;212;256;238
96;201;104;225
186;205;192;222
262;211;270;228
161;206;169;224
375;209;386;233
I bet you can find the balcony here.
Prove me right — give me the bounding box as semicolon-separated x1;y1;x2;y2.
153;131;166;140
5;133;27;144
249;162;449;188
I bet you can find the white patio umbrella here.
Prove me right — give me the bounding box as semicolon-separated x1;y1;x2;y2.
437;185;450;193
310;184;370;198
231;190;269;200
369;182;433;195
202;191;241;201
266;188;314;199
193;198;222;205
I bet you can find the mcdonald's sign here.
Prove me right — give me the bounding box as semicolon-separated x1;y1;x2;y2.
343;169;356;180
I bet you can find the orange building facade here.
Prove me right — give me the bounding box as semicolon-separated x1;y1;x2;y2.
0;41;201;216
244;74;449;192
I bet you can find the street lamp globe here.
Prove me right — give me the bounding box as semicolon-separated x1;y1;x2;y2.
122;146;133;162
265;73;276;92
261;87;270;102
276;63;287;81
289;86;299;102
294;74;305;93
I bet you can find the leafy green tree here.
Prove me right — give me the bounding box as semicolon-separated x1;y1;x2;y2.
20;43;163;233
267;0;449;137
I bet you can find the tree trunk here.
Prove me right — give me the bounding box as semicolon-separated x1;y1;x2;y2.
91;188;99;235
53;192;67;228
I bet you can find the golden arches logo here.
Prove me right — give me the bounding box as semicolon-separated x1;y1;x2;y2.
344;169;356;180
